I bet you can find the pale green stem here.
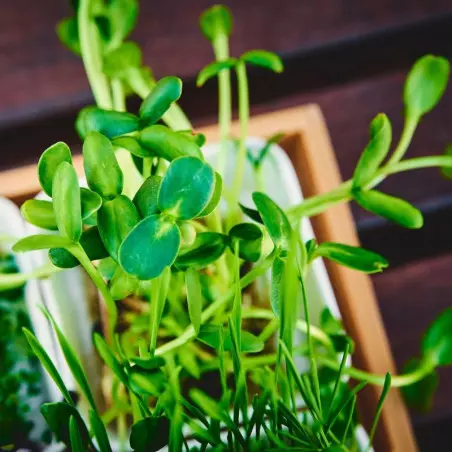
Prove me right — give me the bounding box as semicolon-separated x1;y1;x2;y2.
111;78;126;112
149;275;162;355
386;113;419;166
0;262;63;291
78;0;112;109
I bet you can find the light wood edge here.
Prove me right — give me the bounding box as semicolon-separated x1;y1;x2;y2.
0;105;416;450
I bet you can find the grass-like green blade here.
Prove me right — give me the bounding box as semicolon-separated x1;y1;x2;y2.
89;409;112;452
69;415;85;452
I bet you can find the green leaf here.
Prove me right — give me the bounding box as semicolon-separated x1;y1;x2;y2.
239;203;264;224
81;188;103;219
253;192;291;250
139;76;183;126
83;131;124;199
103;41;142;78
138;125;203;161
38;142;72;196
98;195;140;261
13;234;72;252
89;409;112;452
185;268;202;335
69;415;85;452
56;17;80;55
133;176;162;218
401;359;438;412
196;58;237;86
42;308;97;410
178;130;206;147
196;171;223;218
367;373;391;448
21;200;58;230
353;189;423;229
77;106;140;139
22;328;74;405
441;144;452;179
49;226;108;268
130;416;170;452
113;136;150;158
320;308;343;335
110;265;139;300
229;223;263;262
175;232;228;270
199;4;233;41
197;325;264;353
130;356;165;371
313;242;389;274
41;403;89;448
270;255;284;316
119;214;180;280
250;132;284;168
158;157;215;220
241;50;283;73
129;370;166;396
422;308;452;366
353;114;392;188
404;55;450;118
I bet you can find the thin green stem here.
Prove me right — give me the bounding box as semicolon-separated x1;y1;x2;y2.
78;0;112;109
386;114;419;166
111;78;126;112
0;262;63;291
383;155;452;175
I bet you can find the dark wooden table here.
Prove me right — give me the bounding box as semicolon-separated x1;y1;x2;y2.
2;1;452;449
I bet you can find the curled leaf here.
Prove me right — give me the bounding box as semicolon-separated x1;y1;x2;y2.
197;59;237;87
199;5;232;42
241;50;283;73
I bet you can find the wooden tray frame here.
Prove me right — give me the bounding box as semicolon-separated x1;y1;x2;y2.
0;105;416;451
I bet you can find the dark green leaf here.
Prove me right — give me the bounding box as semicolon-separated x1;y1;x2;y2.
83;131;124;199
313;242;389;274
229;223;263;262
353;113;392;188
89;409;112;452
133;176;162;218
98;195;140;261
69;415;85;452
110;265;139;300
138;125;203;161
80;188;103;219
185;267;202;335
56;17;80;55
199;4;233;41
253;192;291;250
77;106;140;139
197;171;223;217
103;41;142;78
239;203;263;224
21;200;58;230
320;308;343;335
52;162;82;241
130;416;170;452
38;142;72;196
196;58;237;86
13;234;72;252
404;55;450;118
175;232;228;270
401;359;438;412
119;214;180;280
241;50;283;73
139;76;183;126
178;130;206;147
158;157;215;220
130;356;165;371
353;189;423;229
422;308;452;366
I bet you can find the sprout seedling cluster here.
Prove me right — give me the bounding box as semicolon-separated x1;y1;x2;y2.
3;1;452;451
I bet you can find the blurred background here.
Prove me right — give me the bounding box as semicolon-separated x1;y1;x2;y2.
1;0;452;449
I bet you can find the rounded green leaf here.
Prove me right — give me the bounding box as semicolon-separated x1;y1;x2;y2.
252;192;291;250
353;114;392;188
422;308;452;366
130;416;170;452
77;106;140;139
110;266;139;300
98;195;140;261
133;176;163;218
21;200;58;230
80;188;102;219
83;131;124;199
185;267;202;335
353;189;423;229
229;223;263;262
196;58;237;87
158;157;215;220
199;5;232;42
57;17;80;55
53;162;82;242
404;55;450;118
138;125;203;161
139;76;183;126
38;142;72;196
13;234;72;252
119;214;181;280
197;172;223;218
113;136;150;158
175;232;228;270
103;41;142;78
241;50;283;73
313;242;389;274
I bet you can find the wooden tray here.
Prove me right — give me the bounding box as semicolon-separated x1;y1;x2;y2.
0;105;416;451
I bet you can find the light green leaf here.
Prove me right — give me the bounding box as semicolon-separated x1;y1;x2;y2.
199;4;233;42
69;415;85;452
103;41;142;78
197;325;264;353
404;55;450;118
56;16;80;55
98;195;140;261
353;189;423;229
197;171;223;217
113;136;150;158
89;409;112;452
353;113;392;188
110;265;139;300
185;268;202;335
196;58;237;87
179;222;196;245
139;76;183;126
83;131;124;199
13;234;72;252
441;144;452;179
229;223;263;262
270;255;284;316
21;200;58;230
130;356;165;371
241;50;283;73
367;373;391;448
130;416;170;452
119;214;180;280
313;242;389;274
37;142;72;196
80;188;102;219
133;176;162;218
422;308;452;366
